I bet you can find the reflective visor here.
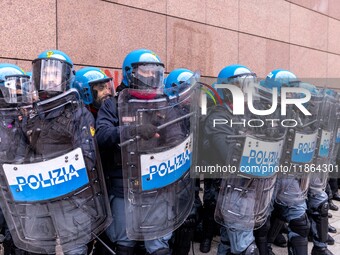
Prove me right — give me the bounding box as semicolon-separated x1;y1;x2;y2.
132;63;164;90
0;75;32;104
32;59;72;92
234;73;257;91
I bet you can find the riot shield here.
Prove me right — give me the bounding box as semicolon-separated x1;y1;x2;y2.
309;88;338;193
332;92;340;162
0;89;111;254
213;81;286;230
276;82;323;207
118;73;200;240
330;92;340;180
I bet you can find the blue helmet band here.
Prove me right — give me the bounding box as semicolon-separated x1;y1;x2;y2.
89;77;112;86
5;74;30;80
227;72;257;80
131;62;165;68
36;50;73;66
218;72;256;84
32;57;73;68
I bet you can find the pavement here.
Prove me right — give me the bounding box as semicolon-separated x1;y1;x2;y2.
190;198;340;255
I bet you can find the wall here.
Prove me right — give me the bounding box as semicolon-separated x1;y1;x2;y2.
1;0;340;86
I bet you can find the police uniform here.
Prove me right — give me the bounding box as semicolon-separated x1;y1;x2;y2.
17;101;98;255
96;87;185;255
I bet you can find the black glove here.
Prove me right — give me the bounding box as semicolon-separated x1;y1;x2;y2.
136;124;158;140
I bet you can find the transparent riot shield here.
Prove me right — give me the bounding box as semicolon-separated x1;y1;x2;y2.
332;92;340;162
276;82;323;207
118;73;200;240
309;88;338;193
330;92;340;180
0;89;111;254
214;81;286;230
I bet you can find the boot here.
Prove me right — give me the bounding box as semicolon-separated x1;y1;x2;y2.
200;238;212;253
311;246;334;255
273;233;287;247
328;224;337;233
327;234;335;245
328;200;338;211
332;192;340;201
199;205;215;253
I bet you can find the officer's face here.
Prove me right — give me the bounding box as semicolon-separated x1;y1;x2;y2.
41;66;62;89
137;68;156;78
93;82;112;105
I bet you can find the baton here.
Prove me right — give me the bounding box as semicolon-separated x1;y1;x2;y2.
119;112;195;147
91;232;116;255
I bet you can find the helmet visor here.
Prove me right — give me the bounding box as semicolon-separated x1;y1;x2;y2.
131;63;164;90
220;73;257;103
236;73;257;91
0;75;32;104
32;59;72;93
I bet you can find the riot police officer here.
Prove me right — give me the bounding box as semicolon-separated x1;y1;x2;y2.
263;70;320;255
0;50;111;255
96;49;171;255
0;63;31;160
204;64;286;255
0;63;32;255
328;90;340;210
164;68;203;255
307;87;337;255
96;49;198;255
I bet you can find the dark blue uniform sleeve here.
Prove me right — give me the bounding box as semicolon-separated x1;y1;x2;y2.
95;96;123;181
96;97;120;148
163;107;186;144
204;105;237;166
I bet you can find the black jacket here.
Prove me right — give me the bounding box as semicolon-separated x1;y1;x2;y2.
95;96;123;196
96;88;186;197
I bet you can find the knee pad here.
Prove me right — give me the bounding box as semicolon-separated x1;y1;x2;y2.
288;213;310;238
317;201;329;216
